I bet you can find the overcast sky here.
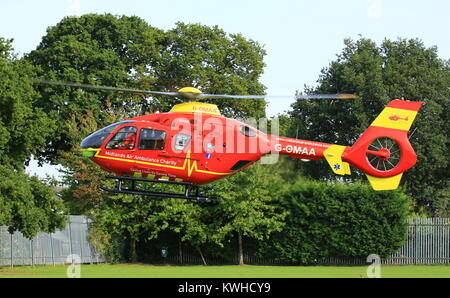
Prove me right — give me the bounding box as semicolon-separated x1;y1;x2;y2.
1;0;448;178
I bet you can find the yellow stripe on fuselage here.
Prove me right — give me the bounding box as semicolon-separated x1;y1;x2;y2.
371;107;418;131
85;149;230;177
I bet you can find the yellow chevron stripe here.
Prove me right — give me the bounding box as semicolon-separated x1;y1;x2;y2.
371;107;418;131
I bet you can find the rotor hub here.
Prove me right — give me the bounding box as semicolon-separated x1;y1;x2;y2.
377;147;391;161
177;87;203;99
366;137;401;172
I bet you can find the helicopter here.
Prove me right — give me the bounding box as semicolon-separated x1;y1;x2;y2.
37;81;424;202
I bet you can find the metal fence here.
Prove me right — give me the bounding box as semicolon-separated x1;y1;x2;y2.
0;217;449;266
320;217;450;265
386;217;450;265
165;218;450;266
0;216;105;266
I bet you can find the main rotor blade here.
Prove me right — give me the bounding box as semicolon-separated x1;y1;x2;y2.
34;80;180;97
297;93;357;99
199;93;357;100
34;79;357;100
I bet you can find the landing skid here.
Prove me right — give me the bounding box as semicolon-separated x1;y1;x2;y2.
100;176;217;203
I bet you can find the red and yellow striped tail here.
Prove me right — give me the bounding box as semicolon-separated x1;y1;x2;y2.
342;99;424;191
370;100;423;132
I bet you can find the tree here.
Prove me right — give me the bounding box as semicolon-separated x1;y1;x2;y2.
27;14;165;163
0;38;66;238
140;199;210;265
0;38;56;169
209;162;288;265
57;105;130;214
154;22;267;118
27;15;268;164
289;37;450;215
0;165;66;238
89;192;211;263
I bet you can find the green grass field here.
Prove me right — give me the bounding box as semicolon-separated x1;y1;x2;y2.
0;264;449;278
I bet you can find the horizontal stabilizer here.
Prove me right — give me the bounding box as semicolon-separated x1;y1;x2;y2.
323;145;351;176
366;174;403;191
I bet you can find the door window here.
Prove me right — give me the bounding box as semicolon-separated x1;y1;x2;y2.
139;128;167;150
105;126;137;150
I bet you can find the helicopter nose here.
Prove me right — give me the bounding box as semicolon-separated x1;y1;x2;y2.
80;132;105;158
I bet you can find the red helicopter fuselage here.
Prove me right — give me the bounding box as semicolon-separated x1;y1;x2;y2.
81;100;423;190
81;102;332;185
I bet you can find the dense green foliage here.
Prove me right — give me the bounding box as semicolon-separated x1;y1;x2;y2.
290;37;450;215
257;181;410;264
0;38;66;238
0;38;56;169
89;195;210;263
57;107;130;214
158;23;267;118
27;14;164;162
25;14;273;260
0;165;66;238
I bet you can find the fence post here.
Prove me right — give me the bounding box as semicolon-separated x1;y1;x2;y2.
68;217;74;264
10;233;13;267
50;232;55;266
414;219;418;265
31;239;34;267
79;219;84;264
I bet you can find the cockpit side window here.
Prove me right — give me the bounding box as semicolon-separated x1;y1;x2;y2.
80;120;135;149
139;128;166;150
106;126;137;150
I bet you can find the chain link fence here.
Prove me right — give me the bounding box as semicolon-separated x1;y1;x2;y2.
0;216;104;266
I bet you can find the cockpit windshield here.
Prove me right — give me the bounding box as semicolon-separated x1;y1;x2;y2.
80;120;136;149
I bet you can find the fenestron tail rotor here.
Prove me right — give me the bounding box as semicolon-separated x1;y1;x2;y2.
33;79;357;101
366;137;401;172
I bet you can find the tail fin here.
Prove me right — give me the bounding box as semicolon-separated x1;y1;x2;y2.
343;99;424;191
